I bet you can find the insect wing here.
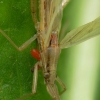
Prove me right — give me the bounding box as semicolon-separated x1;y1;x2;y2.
60;17;100;49
51;1;63;36
44;0;62;47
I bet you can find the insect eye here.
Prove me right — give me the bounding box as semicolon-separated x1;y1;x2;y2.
31;49;41;60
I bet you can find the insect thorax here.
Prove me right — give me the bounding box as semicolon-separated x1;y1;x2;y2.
40;46;61;84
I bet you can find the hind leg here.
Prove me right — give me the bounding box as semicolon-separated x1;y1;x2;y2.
0;29;37;51
56;76;66;95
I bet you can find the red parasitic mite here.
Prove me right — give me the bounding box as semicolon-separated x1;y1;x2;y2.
31;49;41;60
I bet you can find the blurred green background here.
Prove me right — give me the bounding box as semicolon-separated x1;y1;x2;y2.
0;0;100;100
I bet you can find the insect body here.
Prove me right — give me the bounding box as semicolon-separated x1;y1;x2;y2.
0;0;100;100
30;1;65;99
33;34;61;100
30;0;66;99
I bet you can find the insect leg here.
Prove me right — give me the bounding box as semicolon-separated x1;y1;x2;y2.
56;76;66;95
32;62;39;94
15;62;39;100
0;29;37;51
31;0;38;28
46;84;60;100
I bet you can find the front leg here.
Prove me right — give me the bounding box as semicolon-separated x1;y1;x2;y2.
32;62;39;94
16;62;39;100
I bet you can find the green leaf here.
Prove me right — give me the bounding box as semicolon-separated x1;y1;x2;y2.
0;0;50;100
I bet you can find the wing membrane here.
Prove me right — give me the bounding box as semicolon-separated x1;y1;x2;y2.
51;1;63;36
60;17;100;49
44;0;62;47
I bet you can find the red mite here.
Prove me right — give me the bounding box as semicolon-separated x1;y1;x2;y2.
31;49;41;70
31;49;41;61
